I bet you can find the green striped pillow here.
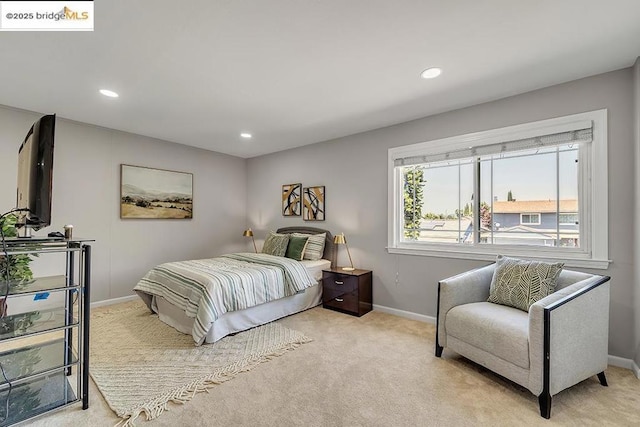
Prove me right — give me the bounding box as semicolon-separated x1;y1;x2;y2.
293;232;326;261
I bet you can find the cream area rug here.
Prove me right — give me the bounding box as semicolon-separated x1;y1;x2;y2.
90;301;311;426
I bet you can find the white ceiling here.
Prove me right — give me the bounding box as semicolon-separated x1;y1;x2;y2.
1;1;639;158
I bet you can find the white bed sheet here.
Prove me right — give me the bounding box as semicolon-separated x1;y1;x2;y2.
299;259;332;281
153;259;331;343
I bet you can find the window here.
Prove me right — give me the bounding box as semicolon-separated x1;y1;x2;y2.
520;213;541;225
559;213;579;225
388;110;609;269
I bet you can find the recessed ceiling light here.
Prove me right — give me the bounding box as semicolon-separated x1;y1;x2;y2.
99;89;119;98
420;67;442;79
240;133;252;139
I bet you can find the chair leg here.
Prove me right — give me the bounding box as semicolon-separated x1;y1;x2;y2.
597;371;608;386
538;392;552;419
435;344;443;357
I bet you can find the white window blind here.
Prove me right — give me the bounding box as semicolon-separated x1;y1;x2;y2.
394;124;592;167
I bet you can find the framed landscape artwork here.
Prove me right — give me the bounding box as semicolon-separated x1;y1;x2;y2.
282;183;302;216
120;164;193;219
303;186;325;221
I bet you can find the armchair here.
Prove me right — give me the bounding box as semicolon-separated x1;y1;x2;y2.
435;263;611;418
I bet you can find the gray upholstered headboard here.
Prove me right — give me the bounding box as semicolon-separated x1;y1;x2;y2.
276;226;335;268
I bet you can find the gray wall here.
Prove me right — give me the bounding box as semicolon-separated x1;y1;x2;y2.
247;68;636;359
0;105;247;303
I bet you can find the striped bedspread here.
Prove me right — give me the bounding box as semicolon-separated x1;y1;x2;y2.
134;253;316;345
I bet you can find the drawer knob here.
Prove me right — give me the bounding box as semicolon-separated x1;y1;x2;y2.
335;281;344;285
335;298;344;302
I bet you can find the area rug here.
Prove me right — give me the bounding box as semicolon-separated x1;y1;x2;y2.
90;301;312;426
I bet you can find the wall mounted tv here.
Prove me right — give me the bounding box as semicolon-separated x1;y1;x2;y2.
16;114;56;234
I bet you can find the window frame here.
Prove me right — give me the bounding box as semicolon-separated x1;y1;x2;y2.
387;109;609;269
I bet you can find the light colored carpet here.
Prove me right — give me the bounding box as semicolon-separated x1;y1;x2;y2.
89;301;311;426
29;302;640;426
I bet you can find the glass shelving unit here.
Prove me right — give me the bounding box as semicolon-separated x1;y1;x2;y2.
0;238;91;426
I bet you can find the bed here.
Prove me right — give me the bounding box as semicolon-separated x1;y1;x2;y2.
135;227;335;345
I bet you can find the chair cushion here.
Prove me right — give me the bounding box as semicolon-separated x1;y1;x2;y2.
488;255;563;311
446;302;530;369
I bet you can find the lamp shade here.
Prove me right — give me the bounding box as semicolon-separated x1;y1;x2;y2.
243;228;257;253
334;234;346;244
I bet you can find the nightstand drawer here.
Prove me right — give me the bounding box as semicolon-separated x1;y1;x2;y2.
322;273;358;294
323;291;358;313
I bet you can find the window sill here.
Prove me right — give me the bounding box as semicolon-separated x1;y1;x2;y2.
386;246;611;270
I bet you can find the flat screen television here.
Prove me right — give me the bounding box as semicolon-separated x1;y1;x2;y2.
16;114;56;233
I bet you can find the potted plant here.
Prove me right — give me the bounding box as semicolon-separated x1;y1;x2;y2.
0;214;39;335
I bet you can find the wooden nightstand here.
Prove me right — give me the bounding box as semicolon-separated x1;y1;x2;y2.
322;268;372;317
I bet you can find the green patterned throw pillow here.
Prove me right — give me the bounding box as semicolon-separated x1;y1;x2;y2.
262;232;290;257
488;255;564;312
285;235;309;261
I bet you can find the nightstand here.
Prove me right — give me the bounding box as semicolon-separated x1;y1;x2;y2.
322;268;372;316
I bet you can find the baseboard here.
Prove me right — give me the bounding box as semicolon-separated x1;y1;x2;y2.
607;355;640;378
91;294;138;309
607;355;633;370
372;304;436;324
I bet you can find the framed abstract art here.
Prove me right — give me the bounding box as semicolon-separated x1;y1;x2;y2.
303;186;325;221
282;183;302;216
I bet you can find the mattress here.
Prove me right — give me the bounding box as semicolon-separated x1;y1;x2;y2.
154;258;331;343
299;259;332;282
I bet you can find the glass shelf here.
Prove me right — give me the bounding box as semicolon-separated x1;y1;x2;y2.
0;237;91;424
0;338;77;385
0;369;77;426
0;276;73;297
0;308;77;342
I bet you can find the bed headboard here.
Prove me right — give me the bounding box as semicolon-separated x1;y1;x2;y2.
276;226;335;268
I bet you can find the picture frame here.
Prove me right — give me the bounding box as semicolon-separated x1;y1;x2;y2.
120;164;193;219
282;183;302;216
303;186;325;221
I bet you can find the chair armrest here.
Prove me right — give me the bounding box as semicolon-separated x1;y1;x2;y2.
437;263;495;348
528;275;610;396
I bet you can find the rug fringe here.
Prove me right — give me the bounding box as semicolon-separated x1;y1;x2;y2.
114;336;311;426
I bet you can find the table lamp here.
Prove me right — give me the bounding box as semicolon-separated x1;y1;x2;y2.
334;233;355;271
243;228;257;253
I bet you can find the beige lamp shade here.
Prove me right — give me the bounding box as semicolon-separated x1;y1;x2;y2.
243;228;257;253
334;232;355;271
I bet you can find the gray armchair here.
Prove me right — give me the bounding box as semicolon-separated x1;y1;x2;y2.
435;263;611;418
